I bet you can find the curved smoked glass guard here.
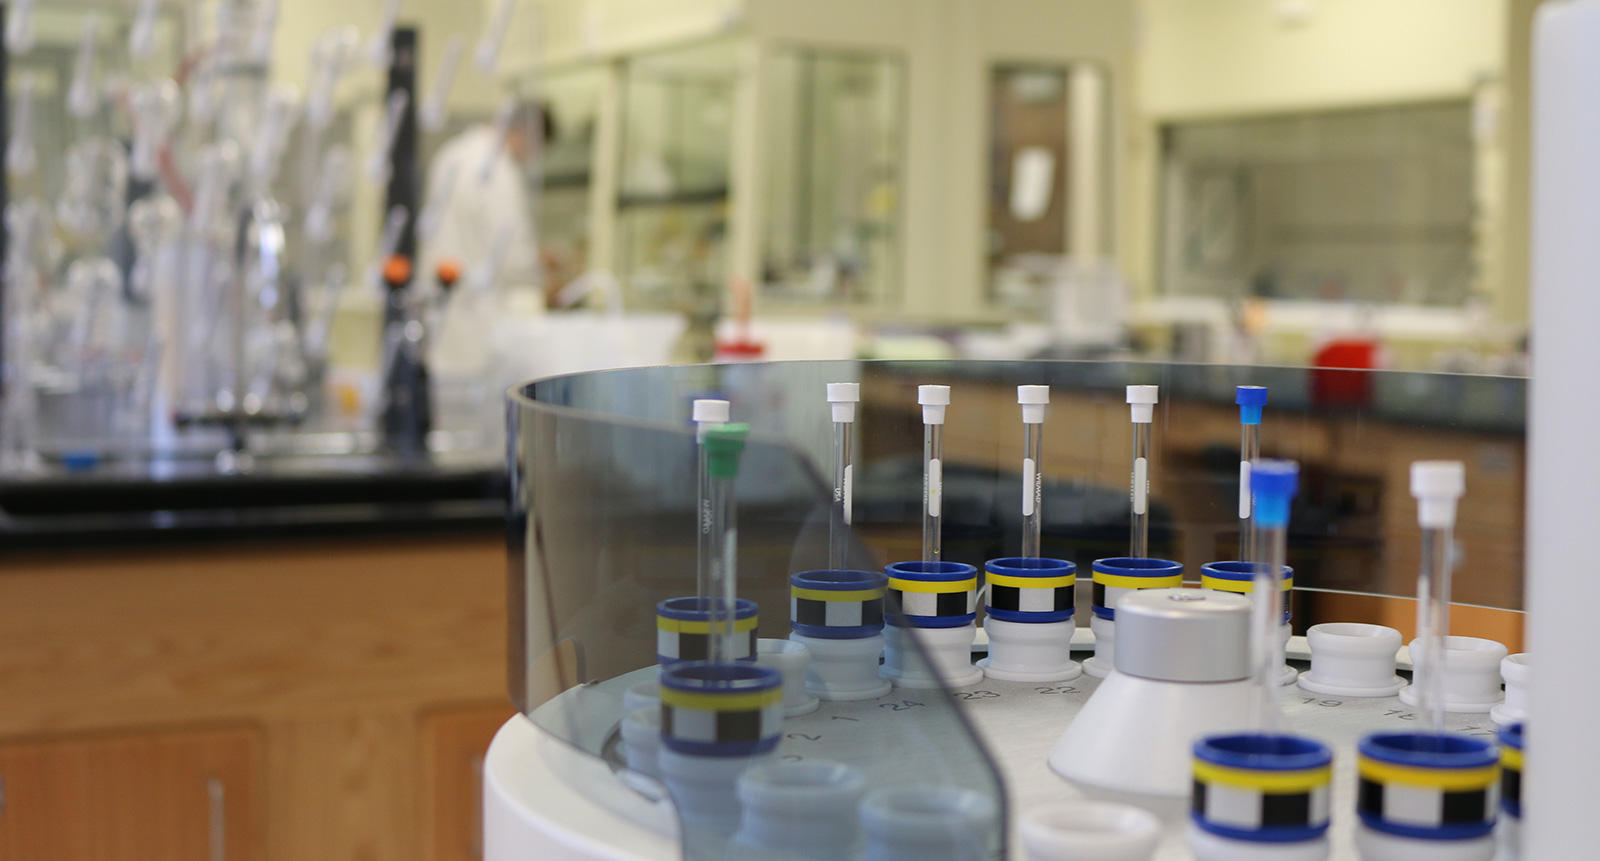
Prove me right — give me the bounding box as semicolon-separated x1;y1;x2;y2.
507;361;1007;861
506;359;1525;858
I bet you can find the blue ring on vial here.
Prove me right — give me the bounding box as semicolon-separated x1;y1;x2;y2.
790;569;887;639
1500;723;1523;820
656;597;760;667
1357;732;1499;841
884;561;978;628
1090;557;1184;620
1192;733;1334;844
658;661;784;757
1200;561;1294;624
984;557;1076;623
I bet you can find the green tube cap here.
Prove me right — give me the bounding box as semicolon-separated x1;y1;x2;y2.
705;424;751;478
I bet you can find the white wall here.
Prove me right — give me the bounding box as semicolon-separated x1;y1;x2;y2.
1131;0;1518;331
1139;0;1507;118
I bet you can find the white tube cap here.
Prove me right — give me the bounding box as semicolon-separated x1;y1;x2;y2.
1018;385;1049;424
692;398;730;425
1410;460;1465;529
827;382;860;423
1020;801;1160;861
919;384;951;425
1126;385;1158;424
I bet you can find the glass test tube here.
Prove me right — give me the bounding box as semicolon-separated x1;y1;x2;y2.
1249;459;1298;733
1412;461;1465;734
827;384;860;571
1239;424;1259;560
705;424;750;664
1019;386;1049;559
833;419;854;569
1416;524;1452;733
692;399;730;600
1236;386;1268;563
1127;386;1158;559
919;386;950;564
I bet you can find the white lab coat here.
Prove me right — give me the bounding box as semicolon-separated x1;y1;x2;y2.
417;124;538;299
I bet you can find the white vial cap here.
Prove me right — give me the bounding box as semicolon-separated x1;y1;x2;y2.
919;385;950;425
1126;385;1159;424
826;382;860;423
1018;385;1049;424
692;398;730;425
1411;460;1465;529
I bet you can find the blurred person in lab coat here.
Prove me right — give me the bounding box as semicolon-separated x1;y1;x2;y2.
418;101;554;306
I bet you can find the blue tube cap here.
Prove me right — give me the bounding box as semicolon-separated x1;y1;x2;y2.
1236;386;1268;425
1250;459;1299;528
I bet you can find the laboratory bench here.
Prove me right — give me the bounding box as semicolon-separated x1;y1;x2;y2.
0;454;512;861
0;361;1529;858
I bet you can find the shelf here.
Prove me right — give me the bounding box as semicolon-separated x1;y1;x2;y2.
616;186;730;208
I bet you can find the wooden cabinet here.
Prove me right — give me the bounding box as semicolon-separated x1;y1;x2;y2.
422;705;517;861
0;533;507;861
0;726;261;861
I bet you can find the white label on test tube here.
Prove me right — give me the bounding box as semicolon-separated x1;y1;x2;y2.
928;458;943;518
1023;458;1037;517
844;464;853;526
1239;461;1252;519
1133;457;1148;515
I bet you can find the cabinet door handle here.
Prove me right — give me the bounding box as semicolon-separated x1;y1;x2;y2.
208;776;226;861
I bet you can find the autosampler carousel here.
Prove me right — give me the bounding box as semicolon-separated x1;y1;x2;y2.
486;359;1530;861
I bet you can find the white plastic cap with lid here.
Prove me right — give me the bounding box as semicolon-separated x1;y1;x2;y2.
1018;385;1049;424
826;382;860;423
1410;460;1465;529
1126;385;1159;424
919;385;951;425
692;398;730;425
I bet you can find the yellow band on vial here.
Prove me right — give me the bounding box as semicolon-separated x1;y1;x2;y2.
661;686;783;712
791;587;885;602
1358;760;1498;791
1193;760;1332;794
986;573;1075;590
1501;746;1524;771
658;614;760;634
1200;575;1293;593
888;577;977;594
1093;572;1183;590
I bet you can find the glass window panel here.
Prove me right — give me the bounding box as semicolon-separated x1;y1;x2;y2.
615;39;738;310
760;47;904;306
1160;101;1476;307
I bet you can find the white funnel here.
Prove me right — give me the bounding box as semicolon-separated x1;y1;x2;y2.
1049;589;1258;797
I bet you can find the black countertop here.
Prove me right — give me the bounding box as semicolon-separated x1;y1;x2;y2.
0;455;506;552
